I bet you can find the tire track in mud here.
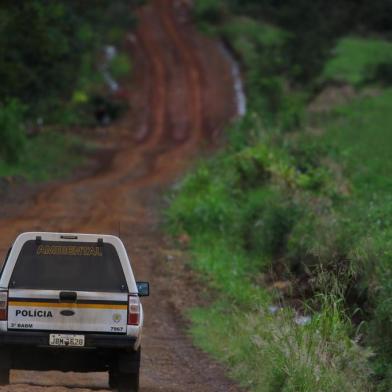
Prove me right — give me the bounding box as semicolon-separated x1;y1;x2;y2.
0;1;239;391
133;6;168;144
0;1;212;240
157;0;204;142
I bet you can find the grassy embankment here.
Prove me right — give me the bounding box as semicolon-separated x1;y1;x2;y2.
167;7;392;392
0;1;135;181
0;129;87;181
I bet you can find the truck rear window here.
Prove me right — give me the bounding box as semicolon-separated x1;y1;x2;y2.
9;240;128;292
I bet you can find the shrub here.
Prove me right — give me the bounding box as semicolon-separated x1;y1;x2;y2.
279;92;306;132
240;189;300;258
231;145;271;189
193;0;223;25
0;99;26;163
368;61;392;86
167;162;236;236
110;53;132;79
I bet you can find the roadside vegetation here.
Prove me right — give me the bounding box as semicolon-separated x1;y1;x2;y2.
0;1;140;180
168;1;392;390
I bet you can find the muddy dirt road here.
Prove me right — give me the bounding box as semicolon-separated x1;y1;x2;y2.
0;1;240;391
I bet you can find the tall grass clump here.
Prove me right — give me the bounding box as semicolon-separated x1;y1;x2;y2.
190;295;372;391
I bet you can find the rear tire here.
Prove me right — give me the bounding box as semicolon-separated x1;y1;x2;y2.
110;347;141;391
117;372;139;392
0;369;10;385
108;369;118;389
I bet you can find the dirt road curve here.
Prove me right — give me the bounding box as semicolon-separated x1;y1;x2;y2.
0;1;239;391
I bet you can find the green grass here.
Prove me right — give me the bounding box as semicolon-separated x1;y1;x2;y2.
167;117;373;390
317;89;392;387
323;88;392;193
190;299;372;392
168;11;392;390
322;37;392;85
0;131;89;181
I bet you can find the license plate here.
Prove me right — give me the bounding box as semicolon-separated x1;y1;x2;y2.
49;334;85;347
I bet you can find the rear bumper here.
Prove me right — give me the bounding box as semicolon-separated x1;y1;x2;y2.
0;331;136;349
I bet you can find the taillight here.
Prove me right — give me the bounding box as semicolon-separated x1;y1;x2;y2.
0;291;8;321
128;295;140;325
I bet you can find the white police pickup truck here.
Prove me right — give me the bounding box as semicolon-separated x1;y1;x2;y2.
0;232;149;392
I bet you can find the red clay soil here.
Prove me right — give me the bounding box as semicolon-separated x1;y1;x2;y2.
0;1;240;391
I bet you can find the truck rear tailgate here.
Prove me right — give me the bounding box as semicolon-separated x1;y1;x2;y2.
8;290;128;333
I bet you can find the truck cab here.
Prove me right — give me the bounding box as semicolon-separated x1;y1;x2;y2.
0;232;149;392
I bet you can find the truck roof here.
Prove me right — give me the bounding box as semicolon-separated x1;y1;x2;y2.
0;232;137;293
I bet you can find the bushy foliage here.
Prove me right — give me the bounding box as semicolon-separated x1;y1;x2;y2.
0;100;26;163
0;130;87;180
0;0;137;177
110;53;132;79
202;12;307;130
168;85;392;391
218;0;391;83
167;111;378;390
240;189;300;257
193;0;223;26
168;115;337;268
178;2;392;389
369;61;392;86
0;0;135;115
0;2;81;112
